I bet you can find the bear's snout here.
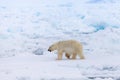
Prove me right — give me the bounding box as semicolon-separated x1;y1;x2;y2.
48;49;51;52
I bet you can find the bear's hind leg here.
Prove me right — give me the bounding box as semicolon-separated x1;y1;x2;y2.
71;53;77;59
65;53;70;59
78;50;85;59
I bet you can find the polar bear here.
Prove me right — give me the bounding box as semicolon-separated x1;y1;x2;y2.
48;40;85;60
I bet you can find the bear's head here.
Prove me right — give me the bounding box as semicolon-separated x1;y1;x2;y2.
48;43;57;52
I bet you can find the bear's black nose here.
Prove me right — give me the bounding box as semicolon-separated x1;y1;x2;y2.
48;49;51;52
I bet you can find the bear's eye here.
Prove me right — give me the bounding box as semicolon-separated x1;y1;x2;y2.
49;46;52;49
51;45;53;47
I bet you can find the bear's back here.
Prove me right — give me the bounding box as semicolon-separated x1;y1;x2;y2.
58;40;81;49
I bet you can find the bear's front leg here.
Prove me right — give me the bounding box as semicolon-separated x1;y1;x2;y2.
56;51;63;60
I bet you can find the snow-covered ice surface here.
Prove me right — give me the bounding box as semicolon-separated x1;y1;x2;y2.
0;0;120;80
1;54;120;80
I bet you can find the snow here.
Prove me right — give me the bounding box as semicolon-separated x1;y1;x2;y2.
0;54;120;80
0;0;120;80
